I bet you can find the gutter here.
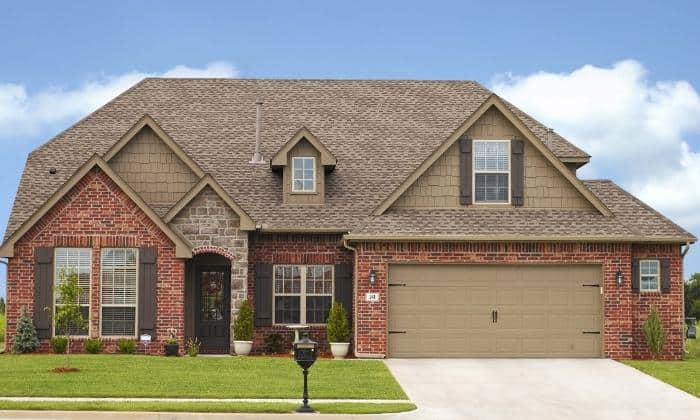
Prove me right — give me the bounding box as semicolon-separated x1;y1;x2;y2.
682;242;692;257
344;234;698;244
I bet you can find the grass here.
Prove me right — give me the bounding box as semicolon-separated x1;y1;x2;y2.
622;323;699;398
0;355;407;400
0;401;417;414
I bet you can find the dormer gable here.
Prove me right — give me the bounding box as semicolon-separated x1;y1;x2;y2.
271;127;336;205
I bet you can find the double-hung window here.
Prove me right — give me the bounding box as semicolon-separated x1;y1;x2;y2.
292;157;316;192
273;265;333;324
640;260;660;292
473;140;510;203
101;248;138;336
54;248;91;336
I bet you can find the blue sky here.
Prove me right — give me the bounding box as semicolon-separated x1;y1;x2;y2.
1;1;700;297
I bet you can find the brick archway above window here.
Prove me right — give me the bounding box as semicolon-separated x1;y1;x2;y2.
192;246;237;261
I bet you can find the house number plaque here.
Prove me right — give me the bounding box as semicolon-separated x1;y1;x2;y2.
365;292;380;302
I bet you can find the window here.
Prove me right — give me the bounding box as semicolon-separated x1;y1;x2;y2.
292;157;316;192
640;260;660;292
273;265;333;324
54;248;91;336
473;140;510;203
101;249;138;336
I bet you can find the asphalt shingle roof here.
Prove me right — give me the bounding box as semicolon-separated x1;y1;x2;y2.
3;79;694;243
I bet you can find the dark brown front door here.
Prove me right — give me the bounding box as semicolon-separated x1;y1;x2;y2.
195;266;231;354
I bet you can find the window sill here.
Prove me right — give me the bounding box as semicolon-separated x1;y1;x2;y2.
290;191;318;195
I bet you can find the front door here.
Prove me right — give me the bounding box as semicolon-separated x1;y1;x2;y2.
195;266;231;354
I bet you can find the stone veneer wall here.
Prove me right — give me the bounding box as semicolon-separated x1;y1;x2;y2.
168;186;249;348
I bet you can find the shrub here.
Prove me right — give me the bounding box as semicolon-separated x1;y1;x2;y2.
84;338;102;354
642;307;666;359
11;306;39;354
50;336;68;354
233;300;253;341
264;333;284;353
186;337;201;357
117;339;136;354
326;302;350;343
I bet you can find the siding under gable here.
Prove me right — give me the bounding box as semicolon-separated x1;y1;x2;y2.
392;107;593;210
110;126;199;205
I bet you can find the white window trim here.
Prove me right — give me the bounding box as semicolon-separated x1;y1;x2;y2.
99;248;139;339
640;259;661;292
53;247;92;338
291;157;317;193
472;139;511;205
272;264;334;326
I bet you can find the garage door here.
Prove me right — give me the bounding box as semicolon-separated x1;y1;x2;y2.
388;264;602;358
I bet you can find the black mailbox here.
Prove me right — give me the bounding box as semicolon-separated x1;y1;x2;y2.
686;317;697;339
293;335;317;413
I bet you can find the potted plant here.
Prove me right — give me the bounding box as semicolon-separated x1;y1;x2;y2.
233;300;254;355
164;328;179;356
326;302;350;359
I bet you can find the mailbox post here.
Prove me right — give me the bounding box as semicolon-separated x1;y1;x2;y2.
293;335;318;413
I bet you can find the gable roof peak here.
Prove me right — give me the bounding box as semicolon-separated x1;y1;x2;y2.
270;127;337;169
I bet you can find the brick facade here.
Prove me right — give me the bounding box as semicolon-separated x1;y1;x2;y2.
4;169;686;360
247;233;353;354
168;185;249;348
353;241;684;359
6;168;184;355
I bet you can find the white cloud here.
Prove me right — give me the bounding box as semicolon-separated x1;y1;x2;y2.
0;61;238;138
491;60;700;230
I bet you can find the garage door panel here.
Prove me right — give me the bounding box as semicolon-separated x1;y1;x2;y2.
389;264;602;358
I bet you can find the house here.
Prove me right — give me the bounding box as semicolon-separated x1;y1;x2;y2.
1;79;695;359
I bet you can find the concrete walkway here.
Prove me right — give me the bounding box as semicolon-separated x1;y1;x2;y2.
385;358;700;420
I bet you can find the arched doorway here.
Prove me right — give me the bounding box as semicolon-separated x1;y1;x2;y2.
185;253;231;354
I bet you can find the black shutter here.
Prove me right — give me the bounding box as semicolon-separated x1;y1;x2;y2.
33;247;53;339
511;139;524;206
334;264;353;324
138;247;157;337
254;263;273;327
660;258;671;293
631;258;640;293
460;137;473;205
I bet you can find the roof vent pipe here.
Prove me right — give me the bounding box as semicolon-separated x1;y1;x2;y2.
250;98;265;164
546;128;554;146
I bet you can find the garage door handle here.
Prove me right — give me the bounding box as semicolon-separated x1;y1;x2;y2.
582;331;600;334
389;330;407;334
492;310;498;323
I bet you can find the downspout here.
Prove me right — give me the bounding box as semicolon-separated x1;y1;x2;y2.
341;238;359;358
681;242;692;355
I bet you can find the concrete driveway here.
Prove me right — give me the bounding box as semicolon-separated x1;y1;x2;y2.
385;359;700;420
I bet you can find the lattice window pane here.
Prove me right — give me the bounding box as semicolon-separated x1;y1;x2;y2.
101;307;136;336
475;173;509;202
55;248;91;305
292;157;315;192
474;141;509;171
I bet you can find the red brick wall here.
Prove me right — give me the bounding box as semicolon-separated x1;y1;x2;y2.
353;241;684;360
247;233;353;354
6;168;184;355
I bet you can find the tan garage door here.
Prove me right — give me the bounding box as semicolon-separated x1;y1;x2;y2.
388;264;602;358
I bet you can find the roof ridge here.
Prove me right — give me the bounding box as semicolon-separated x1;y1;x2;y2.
143;77;481;82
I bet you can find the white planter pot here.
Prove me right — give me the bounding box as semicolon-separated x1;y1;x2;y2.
330;342;350;359
233;340;253;356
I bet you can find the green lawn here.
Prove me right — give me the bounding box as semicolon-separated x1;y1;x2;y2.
623;324;699;397
0;401;417;414
0;355;408;400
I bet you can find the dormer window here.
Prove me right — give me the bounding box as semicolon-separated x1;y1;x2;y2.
292;157;316;193
473;140;510;204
